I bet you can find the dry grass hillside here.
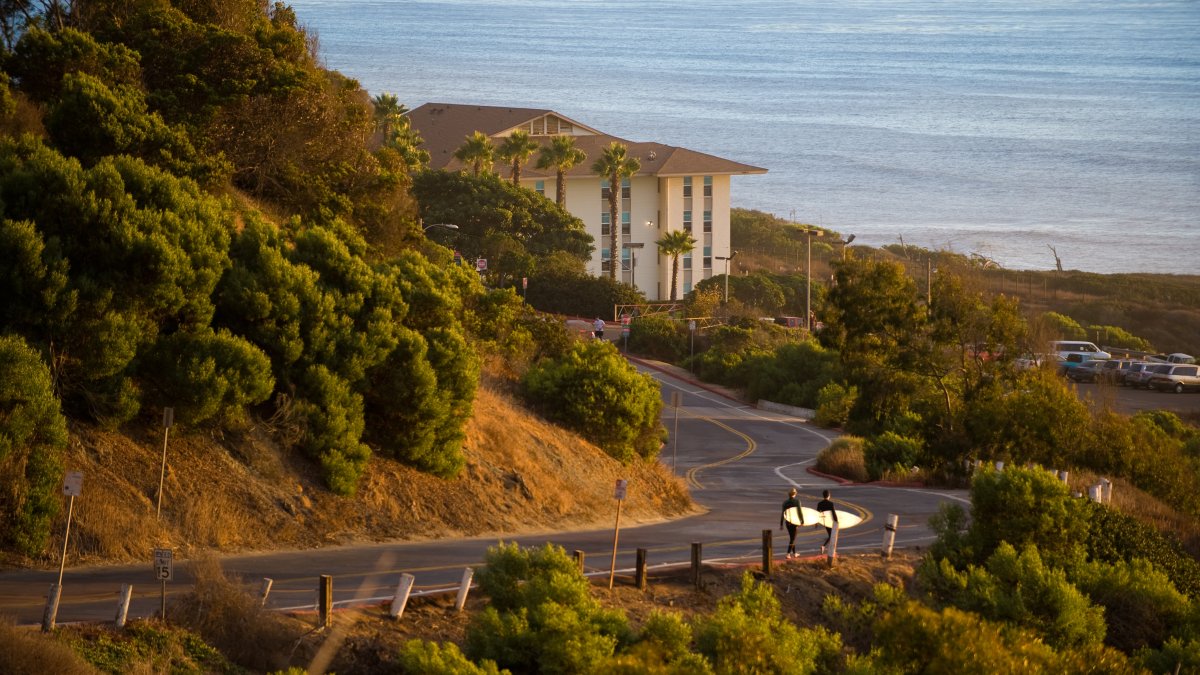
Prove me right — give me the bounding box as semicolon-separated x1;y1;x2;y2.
4;379;695;570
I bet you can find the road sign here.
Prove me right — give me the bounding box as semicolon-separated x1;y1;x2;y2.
614;479;628;501
671;391;682;408
62;471;83;497
163;407;174;428
688;320;697;332
522;277;528;289
475;258;487;271
154;548;173;581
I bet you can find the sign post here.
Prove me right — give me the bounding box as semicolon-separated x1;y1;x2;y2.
44;470;83;631
521;276;528;300
156;407;174;520
670;391;682;474
621;314;631;352
154;548;173;619
608;479;628;589
688;320;697;370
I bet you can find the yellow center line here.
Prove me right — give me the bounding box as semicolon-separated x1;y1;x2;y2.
683;414;757;489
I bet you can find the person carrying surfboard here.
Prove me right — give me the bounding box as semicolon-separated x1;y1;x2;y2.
780;488;803;559
817;489;838;554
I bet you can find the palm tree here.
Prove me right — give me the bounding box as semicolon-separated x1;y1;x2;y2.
536;135;586;207
371;93;406;141
656;230;697;302
454;131;495;177
497;130;539;185
591;142;640;281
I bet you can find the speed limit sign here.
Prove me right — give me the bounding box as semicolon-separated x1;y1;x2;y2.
153;548;173;581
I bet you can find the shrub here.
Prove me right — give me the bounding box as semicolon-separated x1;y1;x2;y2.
815;436;869;482
965;465;1090;567
628;314;686;361
141;328;274;426
1070;557;1192;652
0;334;67;557
1084;502;1200;601
0;617;94;674
864;432;924;480
521;340;663;462
813;381;856;428
743;339;841;409
1042;311;1086;340
397;640;504;674
293;365;370;495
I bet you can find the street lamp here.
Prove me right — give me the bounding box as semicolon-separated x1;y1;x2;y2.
623;242;645;291
841;233;856;260
423;222;459;233
803;229;824;331
715;251;738;304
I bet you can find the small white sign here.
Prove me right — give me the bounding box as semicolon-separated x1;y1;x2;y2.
522;277;528;289
614;479;628;501
163;407;175;428
475;258;487;271
670;391;682;408
62;471;83;497
154;548;174;581
688;320;697;332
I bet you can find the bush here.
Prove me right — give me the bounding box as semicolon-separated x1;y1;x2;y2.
1042;311;1086;340
965;465;1091;567
628;314;686;361
864;432;924;480
397;640;504;674
743;340;841;409
815;436;869;482
1084;503;1200;601
0;617;95;674
1070;557;1192;653
0;334;67;557
813;381;856;428
521;340;663;462
293;365;370;495
141;328;274;426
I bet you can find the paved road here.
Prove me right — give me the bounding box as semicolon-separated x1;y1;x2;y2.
1070;381;1200;417
0;364;967;625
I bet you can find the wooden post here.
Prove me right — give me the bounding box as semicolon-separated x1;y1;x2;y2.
115;584;132;628
389;573;415;619
259;578;273;607
826;522;840;568
691;542;702;589
454;568;474;612
573;549;585;573
882;514;899;559
762;529;773;576
608;481;627;590
318;575;333;628
41;584;61;633
156;408;174;520
635;548;647;590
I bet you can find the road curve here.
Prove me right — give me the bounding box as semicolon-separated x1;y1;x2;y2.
0;364;967;625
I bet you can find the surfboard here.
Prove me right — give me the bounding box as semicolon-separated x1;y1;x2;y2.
783;506;804;525
801;506;863;529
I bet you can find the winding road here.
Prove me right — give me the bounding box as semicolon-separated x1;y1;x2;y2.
0;363;968;625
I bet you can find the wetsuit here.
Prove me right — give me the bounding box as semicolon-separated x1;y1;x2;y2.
780;496;801;556
817;496;839;549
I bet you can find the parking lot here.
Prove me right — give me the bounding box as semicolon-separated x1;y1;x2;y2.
1070;381;1200;418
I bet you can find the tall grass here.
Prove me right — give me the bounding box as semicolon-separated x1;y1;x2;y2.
815;436;869;483
0;618;96;674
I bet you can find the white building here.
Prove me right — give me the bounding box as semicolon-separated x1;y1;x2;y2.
407;103;766;302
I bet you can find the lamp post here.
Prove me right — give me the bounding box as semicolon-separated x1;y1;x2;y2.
715;251;738;304
841;233;855;260
803;229;824;331
623;242;645;291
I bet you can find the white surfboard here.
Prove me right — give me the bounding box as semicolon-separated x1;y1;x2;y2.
783;506;804;525
801;506;862;529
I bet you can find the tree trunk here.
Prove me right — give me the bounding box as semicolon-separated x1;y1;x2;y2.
608;172;619;281
556;169;566;207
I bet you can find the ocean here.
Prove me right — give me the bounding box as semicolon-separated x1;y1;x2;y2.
289;0;1200;274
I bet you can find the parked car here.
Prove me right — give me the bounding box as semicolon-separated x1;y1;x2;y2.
1095;359;1141;384
1121;361;1157;386
1067;359;1108;383
1050;340;1111;361
1129;363;1172;389
1149;353;1197;365
1058;352;1098;376
1148;364;1200;393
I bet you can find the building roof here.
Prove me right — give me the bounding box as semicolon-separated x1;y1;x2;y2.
407;102;767;177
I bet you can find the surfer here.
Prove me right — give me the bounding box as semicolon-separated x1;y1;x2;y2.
780;488;802;558
817;489;838;554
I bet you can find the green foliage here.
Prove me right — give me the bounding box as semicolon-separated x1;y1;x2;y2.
398;640;506;674
525;267;644;319
521;340;663;462
812;381;857;428
864;431;925;480
6;27;142;103
1087;324;1151;351
467;543;630;674
693;572;843;675
1041;311;1086;340
63;621;234;674
1136;637;1200;675
742;339;840;409
960;369;1092;467
962;466;1090;567
1070;557;1192;653
293;365;369;496
141;328;274;426
1084;503;1200;601
820;583;908;654
0;334;67;556
919;543;1106;649
1084;411;1200;517
628;314;686;361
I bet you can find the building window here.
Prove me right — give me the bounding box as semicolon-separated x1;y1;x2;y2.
621;247;631;271
683;176;692;198
683;210;692;232
703;210;712;233
601;212;610;236
535;180;545;196
703;175;712;197
601;248;611;272
601;179;610;201
704;246;712;270
621;178;631;199
622;211;631;235
683;253;692;270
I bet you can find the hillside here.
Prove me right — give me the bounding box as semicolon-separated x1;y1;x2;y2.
4;376;694;569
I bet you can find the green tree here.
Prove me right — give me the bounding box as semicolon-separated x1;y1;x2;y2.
521;340;663;462
497;129;538;185
0;334;67;556
591;141;640;282
656;229;696;302
535;134;586;208
455;130;495;178
397;640;506;675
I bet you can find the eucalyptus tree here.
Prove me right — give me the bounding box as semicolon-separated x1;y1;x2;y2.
536;134;585;207
497;129;539;185
454;130;495;177
591;141;640;281
656;229;696;302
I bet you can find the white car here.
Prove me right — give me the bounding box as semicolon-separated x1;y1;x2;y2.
1050;340;1111;361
